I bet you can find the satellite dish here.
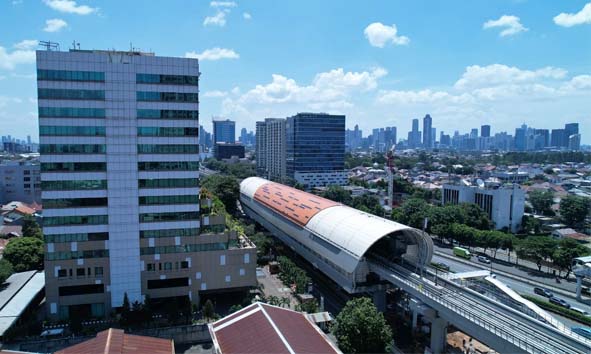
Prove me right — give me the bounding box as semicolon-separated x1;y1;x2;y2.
477;179;485;188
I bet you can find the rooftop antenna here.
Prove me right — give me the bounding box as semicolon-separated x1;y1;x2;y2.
39;41;59;51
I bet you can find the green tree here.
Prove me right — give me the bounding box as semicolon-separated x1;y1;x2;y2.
0;259;14;284
560;195;590;228
3;237;44;272
321;185;352;205
228;304;243;314
553;238;590;278
391;198;429;229
120;292;131;327
529;190;555;216
332;297;393;354
296;298;318;313
21;215;42;239
522;215;542;234
515;236;557;271
203;299;215;321
459;203;491;230
201;175;240;214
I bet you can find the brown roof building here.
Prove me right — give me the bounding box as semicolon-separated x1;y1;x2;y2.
55;328;174;354
209;302;342;354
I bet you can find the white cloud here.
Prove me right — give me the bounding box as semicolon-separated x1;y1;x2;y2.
0;41;36;70
221;67;386;120
44;18;68;32
211;1;236;8
378;89;473;104
561;75;591;91
43;0;97;15
185;47;239;61
454;64;567;90
204;90;228;98
243;12;251;20
483;15;528;37
364;22;409;47
203;11;227;27
554;2;591;27
13;40;38;50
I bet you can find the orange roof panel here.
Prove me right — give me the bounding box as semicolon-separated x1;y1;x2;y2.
253;182;340;227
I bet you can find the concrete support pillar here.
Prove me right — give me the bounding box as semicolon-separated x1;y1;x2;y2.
429;317;448;354
576;276;583;300
371;290;386;313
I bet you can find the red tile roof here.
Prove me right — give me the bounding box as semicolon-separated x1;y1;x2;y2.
55;328;173;354
253;182;340;227
209;302;341;354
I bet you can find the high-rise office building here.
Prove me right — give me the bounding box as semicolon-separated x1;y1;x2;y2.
481;125;491;138
286;113;346;188
569;134;581;151
551;129;566;148
38;48;255;320
565;123;579;138
255;118;287;181
408;118;421;148
422;114;432;149
212;119;236;145
514;124;527;151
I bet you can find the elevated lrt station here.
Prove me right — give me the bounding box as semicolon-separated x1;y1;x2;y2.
240;177;591;354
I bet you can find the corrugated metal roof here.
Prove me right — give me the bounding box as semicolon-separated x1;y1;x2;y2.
0;271;45;337
254;182;340;227
209;302;341;354
55;328;173;354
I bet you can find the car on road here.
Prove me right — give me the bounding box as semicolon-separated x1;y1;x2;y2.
433;262;450;271
571;307;590;316
549;297;571;309
534;287;554;298
477;255;491;264
572;327;591;340
453;247;471;259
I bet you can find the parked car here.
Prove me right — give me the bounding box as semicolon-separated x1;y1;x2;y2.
571;307;590;316
534;287;554;298
549;297;571;309
477;255;491;264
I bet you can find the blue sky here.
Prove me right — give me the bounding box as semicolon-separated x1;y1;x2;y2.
1;0;590;143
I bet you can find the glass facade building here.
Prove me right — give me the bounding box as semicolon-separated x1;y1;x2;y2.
286;113;347;188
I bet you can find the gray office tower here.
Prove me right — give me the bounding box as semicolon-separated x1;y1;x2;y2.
38;48;255;321
422;114;432;149
481;125;491;138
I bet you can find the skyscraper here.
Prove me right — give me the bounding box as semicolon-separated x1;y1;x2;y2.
409;118;421;148
565;123;579;138
422;114;432;149
286;113;346;188
38;48;255;320
481;125;491;138
256;118;287;181
213;119;236;145
515;124;527;151
551;129;566;147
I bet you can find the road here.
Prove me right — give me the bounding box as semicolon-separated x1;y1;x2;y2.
432;254;588;329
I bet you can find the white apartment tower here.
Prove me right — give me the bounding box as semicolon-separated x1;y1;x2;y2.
38;48;255;320
255;118;286;181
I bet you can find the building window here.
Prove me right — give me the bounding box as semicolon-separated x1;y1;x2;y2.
42;180;107;191
136;91;198;103
146;263;155;272
37;69;105;82
40;126;106;136
147;277;189;289
43;197;108;209
39;107;105;118
40;144;106;154
137;144;199;154
225;275;231;283
138;161;199;171
164;262;173;271
244;254;250;264
180;261;189;269
239;268;245;276
139;211;199;223
41;162;106;172
220;255;226;266
58;269;68;278
95;267;104;277
76;268;85;277
44;215;108;227
38;88;105;100
138;195;198;206
137;127;199;137
136;73;198;85
137;109;198;120
139;178;199;189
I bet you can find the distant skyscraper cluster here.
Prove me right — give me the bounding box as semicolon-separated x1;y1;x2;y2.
345;114;582;152
256;113;347;188
1;135;38;153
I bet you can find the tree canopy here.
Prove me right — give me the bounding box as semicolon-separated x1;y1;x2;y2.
332;297;393;354
3;237;44;272
0;259;14;284
560;195;590;228
529;190;555;216
201;175;240;214
21;215;42;239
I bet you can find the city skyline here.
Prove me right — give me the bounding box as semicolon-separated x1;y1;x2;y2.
1;1;590;143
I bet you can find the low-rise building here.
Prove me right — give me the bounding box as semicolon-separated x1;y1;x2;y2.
0;160;41;204
442;181;525;232
55;328;174;354
215;143;245;160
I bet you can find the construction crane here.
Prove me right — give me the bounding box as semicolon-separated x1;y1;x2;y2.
385;144;396;208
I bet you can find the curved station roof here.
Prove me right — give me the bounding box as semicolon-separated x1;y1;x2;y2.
241;177;433;272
